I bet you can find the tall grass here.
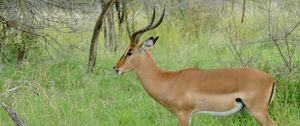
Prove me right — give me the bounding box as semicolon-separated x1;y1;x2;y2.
1;2;300;126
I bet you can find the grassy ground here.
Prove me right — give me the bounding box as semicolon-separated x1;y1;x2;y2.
1;6;300;126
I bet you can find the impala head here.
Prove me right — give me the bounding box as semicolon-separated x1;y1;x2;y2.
113;7;165;74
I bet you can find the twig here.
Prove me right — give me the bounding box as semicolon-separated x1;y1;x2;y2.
285;19;300;36
241;0;246;23
40;0;71;10
1;102;26;126
0;80;39;97
0;86;26;97
271;37;291;72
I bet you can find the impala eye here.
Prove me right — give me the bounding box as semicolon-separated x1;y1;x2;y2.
127;52;132;56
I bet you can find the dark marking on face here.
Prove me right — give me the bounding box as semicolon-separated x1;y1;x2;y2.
127;52;132;56
125;48;133;59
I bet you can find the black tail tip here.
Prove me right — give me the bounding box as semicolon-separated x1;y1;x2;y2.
235;98;243;103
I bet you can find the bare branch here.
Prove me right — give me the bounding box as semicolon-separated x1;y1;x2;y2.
0;86;26;97
1;102;26;126
241;0;246;23
285;19;300;36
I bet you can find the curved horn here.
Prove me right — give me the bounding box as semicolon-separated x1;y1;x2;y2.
130;6;165;46
146;6;165;32
130;7;156;46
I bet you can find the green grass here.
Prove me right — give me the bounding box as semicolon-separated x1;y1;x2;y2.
1;5;300;126
0;30;299;126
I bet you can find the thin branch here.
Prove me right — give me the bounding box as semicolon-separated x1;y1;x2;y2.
285;19;300;36
40;0;71;10
1;102;26;126
0;86;26;97
272;37;291;71
284;35;293;73
241;0;246;23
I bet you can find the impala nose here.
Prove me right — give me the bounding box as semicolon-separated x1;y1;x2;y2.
113;66;120;74
115;69;120;73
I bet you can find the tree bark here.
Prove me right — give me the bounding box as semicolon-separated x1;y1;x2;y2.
107;10;116;52
87;0;116;73
103;18;108;48
241;0;246;23
17;46;26;65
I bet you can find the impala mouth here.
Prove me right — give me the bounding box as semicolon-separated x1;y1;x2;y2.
113;66;121;75
113;67;134;75
116;70;122;75
113;68;122;75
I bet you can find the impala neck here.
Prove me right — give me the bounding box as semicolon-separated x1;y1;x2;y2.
134;50;166;100
135;50;163;81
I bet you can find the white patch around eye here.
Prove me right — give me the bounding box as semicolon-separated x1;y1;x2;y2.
192;100;244;116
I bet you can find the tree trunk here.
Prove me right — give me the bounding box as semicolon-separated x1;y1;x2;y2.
17;46;26;65
107;10;116;52
103;18;108;48
0;23;7;57
87;0;116;73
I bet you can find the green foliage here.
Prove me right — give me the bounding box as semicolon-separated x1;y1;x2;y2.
0;23;299;125
0;28;43;64
0;0;300;126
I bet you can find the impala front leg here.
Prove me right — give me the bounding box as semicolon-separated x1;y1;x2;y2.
177;111;191;126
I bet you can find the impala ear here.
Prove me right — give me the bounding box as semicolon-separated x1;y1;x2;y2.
139;36;159;53
153;36;159;45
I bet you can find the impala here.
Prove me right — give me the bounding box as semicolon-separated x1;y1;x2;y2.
113;7;276;126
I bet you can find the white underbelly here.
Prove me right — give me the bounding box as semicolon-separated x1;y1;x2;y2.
192;100;244;116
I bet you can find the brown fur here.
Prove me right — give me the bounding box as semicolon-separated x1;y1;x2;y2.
113;42;276;126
